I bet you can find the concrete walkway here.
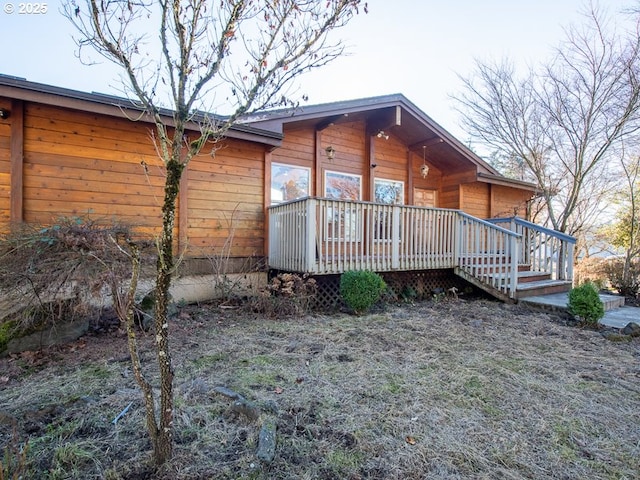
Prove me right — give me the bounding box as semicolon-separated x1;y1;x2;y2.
520;293;639;329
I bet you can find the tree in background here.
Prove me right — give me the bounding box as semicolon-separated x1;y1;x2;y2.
453;5;640;255
63;0;366;466
600;152;640;295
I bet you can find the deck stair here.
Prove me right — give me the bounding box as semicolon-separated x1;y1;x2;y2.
456;263;573;302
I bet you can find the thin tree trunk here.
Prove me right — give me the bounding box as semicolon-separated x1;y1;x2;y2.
119;241;161;452
151;158;183;465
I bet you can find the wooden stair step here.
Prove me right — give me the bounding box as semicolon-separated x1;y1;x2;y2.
516;271;552;283
516;279;572;298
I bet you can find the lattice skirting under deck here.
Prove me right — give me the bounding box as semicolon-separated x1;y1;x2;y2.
269;268;474;311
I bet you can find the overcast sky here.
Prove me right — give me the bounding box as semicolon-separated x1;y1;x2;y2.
1;0;634;139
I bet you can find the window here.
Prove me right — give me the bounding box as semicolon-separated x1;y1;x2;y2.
373;179;404;241
374;178;404;205
324;171;362;201
270;163;310;204
324;171;362;241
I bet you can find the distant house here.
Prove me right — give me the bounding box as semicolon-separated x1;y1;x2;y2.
0;75;575;304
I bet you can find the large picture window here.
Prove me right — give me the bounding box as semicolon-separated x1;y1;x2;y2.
324;171;362;201
324;171;362;241
373;179;404;241
374;178;404;205
270;163;310;204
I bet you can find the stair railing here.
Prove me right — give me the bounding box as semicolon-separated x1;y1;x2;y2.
457;212;521;298
487;217;576;282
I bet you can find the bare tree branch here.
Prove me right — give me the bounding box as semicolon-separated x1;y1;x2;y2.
62;0;366;466
452;4;640;247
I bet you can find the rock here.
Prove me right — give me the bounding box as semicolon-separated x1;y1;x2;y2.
256;420;277;463
213;386;245;401
621;322;640;337
3;319;89;355
229;399;260;422
137;291;179;330
259;399;279;415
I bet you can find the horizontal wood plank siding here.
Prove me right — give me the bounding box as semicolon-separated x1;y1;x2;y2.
372;135;407;181
187;139;266;258
439;184;460;209
274;126;315;169
22;103;164;228
320;121;366;178
490;185;531;218
461;183;490;218
0;98;9;225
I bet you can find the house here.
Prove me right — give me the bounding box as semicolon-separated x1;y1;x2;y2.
0;74;575;305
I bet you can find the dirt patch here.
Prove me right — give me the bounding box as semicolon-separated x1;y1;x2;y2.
1;299;639;479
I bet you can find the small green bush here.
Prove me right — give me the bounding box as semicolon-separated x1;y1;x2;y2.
568;282;604;326
340;270;386;314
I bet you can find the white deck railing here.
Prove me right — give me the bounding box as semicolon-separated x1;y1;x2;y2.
268;198;523;297
487;217;576;282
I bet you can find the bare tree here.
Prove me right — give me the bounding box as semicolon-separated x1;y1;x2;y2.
601;149;640;294
63;0;366;466
453;5;640;246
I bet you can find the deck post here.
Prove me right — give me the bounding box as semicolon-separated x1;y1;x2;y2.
566;242;574;283
509;234;519;298
305;199;317;273
454;213;462;266
392;206;400;269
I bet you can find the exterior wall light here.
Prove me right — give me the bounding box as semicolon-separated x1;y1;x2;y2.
0;108;10;119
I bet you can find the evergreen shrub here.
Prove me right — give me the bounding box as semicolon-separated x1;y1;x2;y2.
339;270;386;314
568;282;604;326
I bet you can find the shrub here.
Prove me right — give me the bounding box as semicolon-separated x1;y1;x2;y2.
568;282;604;326
602;258;640;297
0;217;154;343
574;256;610;290
340;270;386;314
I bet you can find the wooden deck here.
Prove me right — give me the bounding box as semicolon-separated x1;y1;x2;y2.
268;198;576;300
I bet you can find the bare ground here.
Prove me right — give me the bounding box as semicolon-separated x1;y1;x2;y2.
1;298;639;479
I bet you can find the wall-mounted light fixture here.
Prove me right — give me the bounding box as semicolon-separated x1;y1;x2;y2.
325;145;336;160
0;108;10;119
420;146;430;179
376;130;389;140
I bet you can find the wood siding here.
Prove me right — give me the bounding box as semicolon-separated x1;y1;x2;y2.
461;183;490;219
319;121;367;196
1;91;537;274
274;126;315;170
187;139;266;257
439;184;460;209
490;185;531;217
22;103;165;230
2;99;269;261
371;134;407;200
0;98;10;226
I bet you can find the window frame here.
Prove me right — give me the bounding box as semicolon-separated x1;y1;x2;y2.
270;162;311;205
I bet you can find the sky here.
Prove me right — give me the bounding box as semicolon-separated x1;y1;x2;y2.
0;0;635;140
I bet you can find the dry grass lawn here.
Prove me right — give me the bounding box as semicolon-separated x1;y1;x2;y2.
1;298;639;479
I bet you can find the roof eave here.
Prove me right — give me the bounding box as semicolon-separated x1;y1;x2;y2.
0;75;282;147
477;172;539;193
